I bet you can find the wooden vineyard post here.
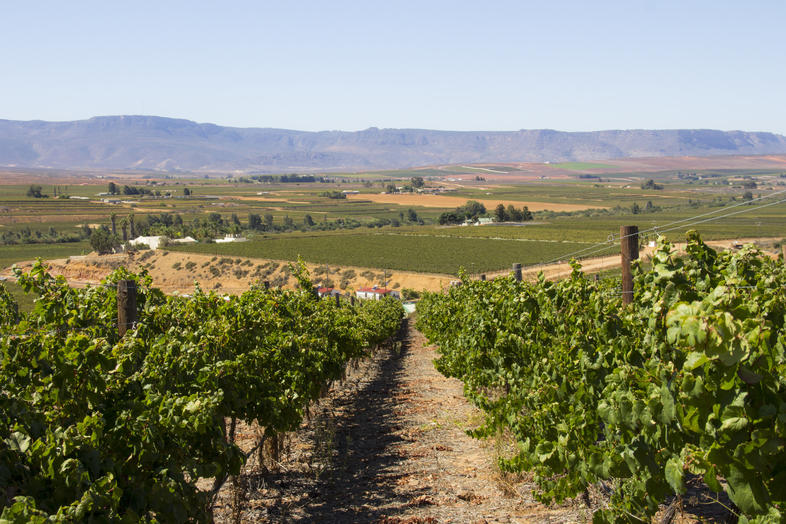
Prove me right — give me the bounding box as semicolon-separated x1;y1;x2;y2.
335;293;340;307
480;274;486;281
350;295;355;306
620;225;639;305
117;279;137;337
782;244;786;262
512;263;522;282
263;280;270;290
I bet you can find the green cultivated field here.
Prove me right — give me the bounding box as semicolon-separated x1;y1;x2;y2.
0;241;91;271
166;233;590;274
167;194;786;274
1;280;37;313
5;167;786;275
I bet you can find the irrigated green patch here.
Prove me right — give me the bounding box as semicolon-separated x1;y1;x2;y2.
1;280;38;313
0;241;91;271
166;233;590;274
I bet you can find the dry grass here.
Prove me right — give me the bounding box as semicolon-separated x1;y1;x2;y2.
346;193;604;212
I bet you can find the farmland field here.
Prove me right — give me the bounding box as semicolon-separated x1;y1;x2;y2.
3;162;786;278
165;233;591;274
546;161;618;170
345;192;603;211
1;280;37;313
0;241;91;271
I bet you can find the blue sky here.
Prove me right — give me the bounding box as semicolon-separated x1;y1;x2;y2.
2;1;784;133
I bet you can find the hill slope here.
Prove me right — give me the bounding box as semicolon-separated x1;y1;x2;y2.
1;116;785;172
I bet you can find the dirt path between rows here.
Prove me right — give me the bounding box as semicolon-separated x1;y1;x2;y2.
214;320;587;523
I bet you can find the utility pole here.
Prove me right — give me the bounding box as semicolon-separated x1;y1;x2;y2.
620;225;639;305
117;280;137;337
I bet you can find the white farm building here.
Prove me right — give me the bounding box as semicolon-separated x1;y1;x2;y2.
356;286;401;301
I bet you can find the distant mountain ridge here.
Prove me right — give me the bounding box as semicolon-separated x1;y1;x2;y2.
1;115;785;173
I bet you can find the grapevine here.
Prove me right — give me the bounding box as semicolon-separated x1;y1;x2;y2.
417;232;786;522
0;261;403;521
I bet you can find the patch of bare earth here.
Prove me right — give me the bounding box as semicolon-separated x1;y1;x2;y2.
3;251;453;294
213;320;588;523
346;193;603;212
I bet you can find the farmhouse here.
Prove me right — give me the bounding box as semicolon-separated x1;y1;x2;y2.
129;235;197;250
172;236;197;245
130;235;165;250
356;286;401;301
316;287;341;298
215;234;247;243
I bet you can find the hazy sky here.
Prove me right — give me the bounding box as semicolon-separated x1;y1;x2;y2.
2;1;784;133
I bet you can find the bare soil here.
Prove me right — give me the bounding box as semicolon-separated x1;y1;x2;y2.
3;251;453;294
346;193;602;212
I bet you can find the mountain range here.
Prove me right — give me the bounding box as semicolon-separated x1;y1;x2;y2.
1;116;785;173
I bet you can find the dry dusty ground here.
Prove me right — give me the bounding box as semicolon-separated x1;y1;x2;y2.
346;193;603;212
2;251;454;294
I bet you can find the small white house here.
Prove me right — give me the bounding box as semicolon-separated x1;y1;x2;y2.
356;286;401;301
215;234;247;243
171;236;197;245
130;236;164;250
129;235;197;250
316;287;342;298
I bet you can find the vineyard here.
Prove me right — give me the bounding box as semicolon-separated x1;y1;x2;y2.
417;232;786;522
0;261;404;521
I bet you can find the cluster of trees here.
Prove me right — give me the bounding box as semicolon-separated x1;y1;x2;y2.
89;226;120;254
494;203;533;222
437;200;535;225
25;185;47;198
385;176;426;194
630;200;662;214
383;176;426;193
0;226;88;246
249;174;328;183
106;182;159;196
26;185;73;199
319;191;346;199
640;179;664;190
439;200;487;225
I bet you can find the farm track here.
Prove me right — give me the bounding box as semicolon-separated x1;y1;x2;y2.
214;320;588;523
